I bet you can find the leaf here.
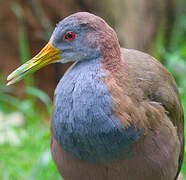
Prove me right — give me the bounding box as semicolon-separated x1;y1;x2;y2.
26;87;52;114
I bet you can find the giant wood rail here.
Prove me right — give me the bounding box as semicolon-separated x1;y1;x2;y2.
7;12;184;180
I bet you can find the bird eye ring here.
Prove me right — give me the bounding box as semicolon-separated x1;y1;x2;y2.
63;31;75;41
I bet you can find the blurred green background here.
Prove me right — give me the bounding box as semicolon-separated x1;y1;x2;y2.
0;0;185;179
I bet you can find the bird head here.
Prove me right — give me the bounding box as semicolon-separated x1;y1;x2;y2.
7;12;120;85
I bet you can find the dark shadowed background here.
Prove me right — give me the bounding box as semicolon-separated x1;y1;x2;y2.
0;0;185;179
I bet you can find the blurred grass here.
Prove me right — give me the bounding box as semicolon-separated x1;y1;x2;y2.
0;2;185;180
0;120;61;180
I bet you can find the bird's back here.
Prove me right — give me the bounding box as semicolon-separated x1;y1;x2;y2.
121;48;184;180
51;48;184;180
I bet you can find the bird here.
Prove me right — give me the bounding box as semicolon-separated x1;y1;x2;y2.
7;12;184;180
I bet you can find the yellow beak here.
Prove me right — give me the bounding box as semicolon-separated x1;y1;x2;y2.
7;42;61;85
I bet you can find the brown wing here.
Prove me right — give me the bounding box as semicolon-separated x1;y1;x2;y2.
121;48;184;179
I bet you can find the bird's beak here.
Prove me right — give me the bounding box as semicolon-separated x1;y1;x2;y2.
7;41;61;85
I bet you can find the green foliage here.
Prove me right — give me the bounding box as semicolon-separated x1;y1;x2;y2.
26;87;52;115
0;121;61;180
0;83;52;122
0;80;54;180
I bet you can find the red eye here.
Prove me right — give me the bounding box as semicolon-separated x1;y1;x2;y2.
63;31;75;41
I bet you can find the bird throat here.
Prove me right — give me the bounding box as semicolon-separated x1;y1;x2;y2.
52;57;142;162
